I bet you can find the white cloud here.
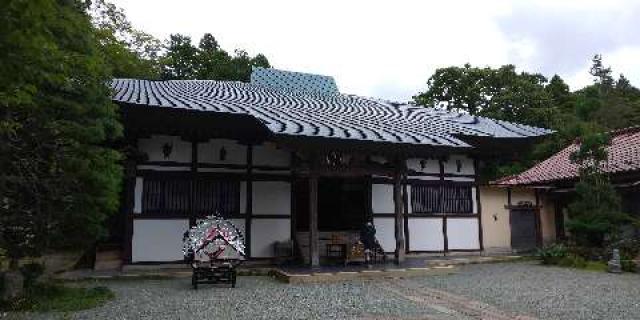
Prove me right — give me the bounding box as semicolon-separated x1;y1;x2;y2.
111;0;640;99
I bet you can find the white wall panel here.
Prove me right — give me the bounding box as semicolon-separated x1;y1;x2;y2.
406;158;440;174
409;175;440;181
132;219;189;262
251;219;290;257
138;135;191;163
443;154;474;175
198;139;246;165
252;181;291;215
372;184;394;213
197;167;246;173
472;187;478;214
133;177;143;214
136;165;190;172
253;142;290;167
373;217;395;252
408;218;444;251
443;176;475;182
447;218;480;250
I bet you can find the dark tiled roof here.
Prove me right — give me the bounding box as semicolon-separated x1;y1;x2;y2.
495;127;640;186
111;79;552;147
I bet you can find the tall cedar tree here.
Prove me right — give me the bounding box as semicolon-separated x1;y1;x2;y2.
0;0;122;267
161;33;270;81
567;133;629;247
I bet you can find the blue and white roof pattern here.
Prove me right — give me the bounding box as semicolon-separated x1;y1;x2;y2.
250;67;339;95
111;79;552;148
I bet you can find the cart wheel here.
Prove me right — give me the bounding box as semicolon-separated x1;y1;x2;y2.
231;271;237;288
192;273;198;290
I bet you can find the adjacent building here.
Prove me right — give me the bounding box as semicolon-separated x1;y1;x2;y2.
494;127;640;241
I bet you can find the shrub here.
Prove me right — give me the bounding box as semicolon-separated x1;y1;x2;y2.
0;283;114;312
558;255;587;268
20;263;44;289
537;243;568;265
621;259;636;272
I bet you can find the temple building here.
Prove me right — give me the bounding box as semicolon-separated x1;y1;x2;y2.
109;67;552;266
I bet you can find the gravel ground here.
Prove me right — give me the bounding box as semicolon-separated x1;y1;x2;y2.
5;261;640;320
402;261;640;320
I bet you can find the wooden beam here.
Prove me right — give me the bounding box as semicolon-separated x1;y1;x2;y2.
308;173;319;267
393;171;406;264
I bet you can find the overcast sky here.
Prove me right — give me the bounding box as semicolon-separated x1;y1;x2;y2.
111;0;640;101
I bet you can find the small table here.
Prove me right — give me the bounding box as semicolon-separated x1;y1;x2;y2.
326;243;347;261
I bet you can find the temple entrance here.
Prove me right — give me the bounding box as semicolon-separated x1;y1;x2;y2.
295;177;369;231
293;177;369;264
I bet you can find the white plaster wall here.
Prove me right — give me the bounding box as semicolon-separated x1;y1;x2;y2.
252;181;291;215
406;185;412;214
370;155;389;165
409;175;440;181
198;139;247;165
408;218;444;251
251;219;291;257
372;184;394;213
132;219;189;262
133;177;143;214
443;154;474;175
406;158;440;174
197;167;246;173
253;142;290;167
138;135;191;163
373;217;396;252
472;187;478;214
136;165;190;171
443;176;475;182
447;218;480;250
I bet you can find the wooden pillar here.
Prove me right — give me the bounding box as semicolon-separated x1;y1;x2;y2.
245;145;253;258
308;173;319;267
123;155;136;264
189;140;198;226
393;171;406;264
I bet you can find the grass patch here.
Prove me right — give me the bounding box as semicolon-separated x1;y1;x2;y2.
583;261;608;272
0;282;114;312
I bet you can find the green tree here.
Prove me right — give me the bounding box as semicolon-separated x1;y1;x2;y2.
589;54;614;91
161;34;198;80
0;0;122;294
196;33;232;80
89;0;161;78
194;33;271;81
413;64;555;127
567;132;628;247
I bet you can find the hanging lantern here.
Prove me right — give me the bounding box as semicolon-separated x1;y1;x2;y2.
162;142;173;159
219;146;227;161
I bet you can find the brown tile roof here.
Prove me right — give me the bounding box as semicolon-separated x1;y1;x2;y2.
494;127;640;186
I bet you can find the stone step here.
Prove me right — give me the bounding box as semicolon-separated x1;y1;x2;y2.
94;250;123;271
275;265;456;284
